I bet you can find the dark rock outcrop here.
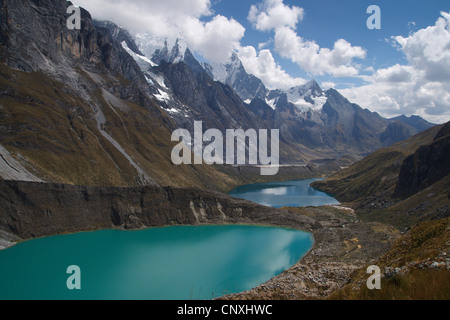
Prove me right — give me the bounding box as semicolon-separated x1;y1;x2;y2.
1;0;155;105
395;122;450;198
93;20;144;56
0;180;315;241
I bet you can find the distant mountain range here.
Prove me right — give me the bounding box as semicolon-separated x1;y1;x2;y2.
120;29;435;163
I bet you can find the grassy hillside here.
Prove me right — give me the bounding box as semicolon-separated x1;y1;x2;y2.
312;122;450;300
361;174;450;229
311;124;443;203
330;217;450;300
0;63;242;191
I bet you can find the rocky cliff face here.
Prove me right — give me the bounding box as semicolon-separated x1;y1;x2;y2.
2;0;145;88
395;122;450;198
0;180;315;241
93;20;144;57
156;60;265;132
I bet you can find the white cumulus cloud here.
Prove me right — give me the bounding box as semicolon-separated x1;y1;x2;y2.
248;0;304;31
274;27;366;77
71;0;244;63
238;46;307;90
341;12;450;124
247;0;366;77
181;15;245;63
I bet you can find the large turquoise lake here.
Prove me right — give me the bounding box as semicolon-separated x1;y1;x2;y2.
0;178;338;300
229;178;339;208
0;225;313;300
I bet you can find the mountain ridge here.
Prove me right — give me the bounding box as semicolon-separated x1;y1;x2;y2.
122;30;435;165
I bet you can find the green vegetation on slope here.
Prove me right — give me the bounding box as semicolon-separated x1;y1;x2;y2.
0;63;241;191
330;217;450;300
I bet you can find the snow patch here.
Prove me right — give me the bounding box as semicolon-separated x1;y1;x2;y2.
265;98;278;110
154;89;171;102
144;75;154;85
121;41;156;67
149;72;169;90
205;61;228;83
165;108;180;114
286;84;327;112
92;104;155;186
288;94;327;112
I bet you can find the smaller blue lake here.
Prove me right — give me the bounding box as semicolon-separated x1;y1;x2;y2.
229;178;339;208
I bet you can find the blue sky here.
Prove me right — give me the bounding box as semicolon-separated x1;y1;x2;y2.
211;0;449;88
73;0;450;123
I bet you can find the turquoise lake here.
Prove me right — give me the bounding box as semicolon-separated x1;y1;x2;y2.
229;178;340;208
0;225;313;300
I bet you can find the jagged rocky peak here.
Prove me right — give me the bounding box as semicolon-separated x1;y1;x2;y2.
226;52;247;79
267;80;327;113
94;20;144;56
289;80;323;97
134;33;189;65
156;38;188;64
203;52;243;84
203;52;268;102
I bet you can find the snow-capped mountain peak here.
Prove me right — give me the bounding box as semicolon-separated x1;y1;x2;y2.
285;80;327;112
203;52;243;84
133;34;189;66
132;31;327;115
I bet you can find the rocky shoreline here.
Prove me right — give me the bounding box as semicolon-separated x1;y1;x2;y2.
0;180;399;299
219;206;400;300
